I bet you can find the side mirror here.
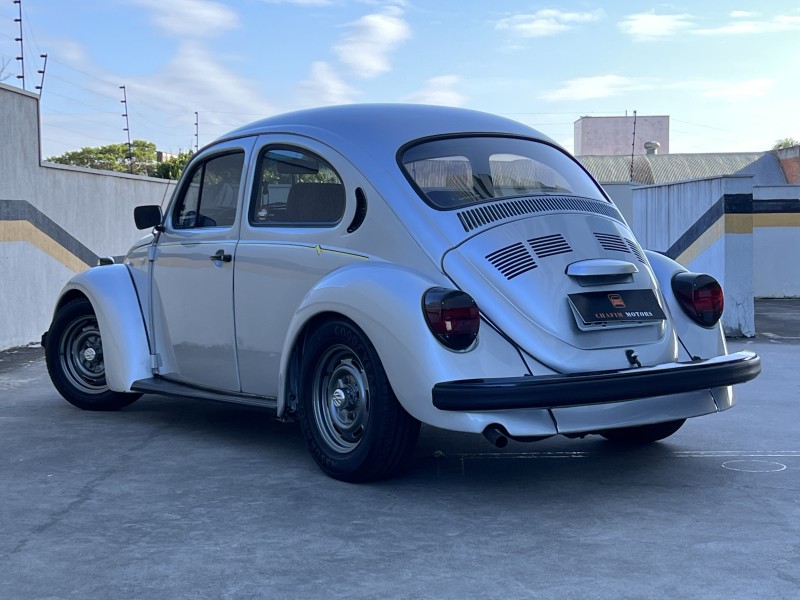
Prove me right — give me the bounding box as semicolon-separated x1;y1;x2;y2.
134;205;164;230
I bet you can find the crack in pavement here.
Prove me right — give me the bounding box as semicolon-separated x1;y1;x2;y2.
5;424;168;558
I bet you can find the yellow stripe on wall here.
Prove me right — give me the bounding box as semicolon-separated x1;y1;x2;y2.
675;217;725;266
724;213;753;234
753;213;800;228
0;220;91;273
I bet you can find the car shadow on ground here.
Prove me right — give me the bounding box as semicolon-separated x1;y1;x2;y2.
105;392;695;493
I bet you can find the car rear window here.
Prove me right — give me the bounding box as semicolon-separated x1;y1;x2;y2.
400;136;606;209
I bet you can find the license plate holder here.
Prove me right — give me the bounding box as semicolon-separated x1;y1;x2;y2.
567;289;666;329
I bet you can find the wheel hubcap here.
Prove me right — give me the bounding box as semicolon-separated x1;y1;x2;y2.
313;345;370;453
59;315;107;394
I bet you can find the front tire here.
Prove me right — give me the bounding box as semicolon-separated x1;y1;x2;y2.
45;298;141;411
600;419;685;444
297;319;420;482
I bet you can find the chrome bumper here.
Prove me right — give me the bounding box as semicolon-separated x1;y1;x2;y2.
432;351;760;411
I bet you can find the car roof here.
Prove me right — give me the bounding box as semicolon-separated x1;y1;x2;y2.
216;104;554;151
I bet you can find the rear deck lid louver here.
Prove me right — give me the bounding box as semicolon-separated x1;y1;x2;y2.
594;232;631;253
528;233;573;258
625;238;647;263
457;196;624;232
485;242;537;280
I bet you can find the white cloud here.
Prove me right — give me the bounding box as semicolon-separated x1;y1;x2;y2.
540;75;653;101
112;42;273;138
618;12;694;41
333;5;411;78
693;78;775;99
297;61;357;106
496;9;603;37
132;0;239;38
44;39;91;66
730;11;759;19
261;0;335;5
402;75;466;106
695;14;800;35
542;74;777;104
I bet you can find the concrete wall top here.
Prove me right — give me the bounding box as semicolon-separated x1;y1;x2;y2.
754;185;800;200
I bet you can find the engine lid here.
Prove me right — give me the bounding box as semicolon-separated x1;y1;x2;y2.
442;212;679;373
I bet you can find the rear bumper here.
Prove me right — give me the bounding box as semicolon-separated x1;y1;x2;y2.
432;350;760;411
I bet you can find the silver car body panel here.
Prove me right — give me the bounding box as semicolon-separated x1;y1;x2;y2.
50;104;757;438
52;264;151;392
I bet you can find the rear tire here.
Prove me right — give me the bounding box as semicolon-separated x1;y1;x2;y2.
45;298;141;411
600;419;685;444
297;319;420;482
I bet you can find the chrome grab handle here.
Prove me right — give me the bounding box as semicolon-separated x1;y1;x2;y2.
209;250;232;263
566;259;638;277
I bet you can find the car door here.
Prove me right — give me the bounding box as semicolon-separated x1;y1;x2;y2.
151;138;254;391
235;140;358;397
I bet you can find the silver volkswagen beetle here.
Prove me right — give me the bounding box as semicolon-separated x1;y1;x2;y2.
43;104;761;481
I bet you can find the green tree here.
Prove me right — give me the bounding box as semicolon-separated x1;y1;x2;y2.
773;138;799;150
153;150;194;180
46;140;157;176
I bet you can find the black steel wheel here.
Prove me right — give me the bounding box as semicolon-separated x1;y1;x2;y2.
45;298;141;411
298;319;420;482
600;419;685;444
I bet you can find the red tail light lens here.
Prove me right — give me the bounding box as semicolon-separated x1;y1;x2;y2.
671;272;724;327
423;288;480;350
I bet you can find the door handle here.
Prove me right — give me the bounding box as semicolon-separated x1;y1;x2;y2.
209;249;232;263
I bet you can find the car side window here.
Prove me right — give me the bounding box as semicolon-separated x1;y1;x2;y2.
250;147;345;227
173;152;245;229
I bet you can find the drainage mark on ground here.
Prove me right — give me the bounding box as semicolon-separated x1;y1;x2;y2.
671;450;800;473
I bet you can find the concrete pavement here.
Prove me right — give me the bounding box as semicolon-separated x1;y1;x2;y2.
0;302;798;599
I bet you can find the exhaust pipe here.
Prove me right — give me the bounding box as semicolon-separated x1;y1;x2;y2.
483;425;508;448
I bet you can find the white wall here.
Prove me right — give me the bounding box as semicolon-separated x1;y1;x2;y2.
0;82;176;349
575;115;670;156
630;176;755;337
751;186;800;297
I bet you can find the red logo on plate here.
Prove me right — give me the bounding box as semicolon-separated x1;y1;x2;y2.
608;294;626;308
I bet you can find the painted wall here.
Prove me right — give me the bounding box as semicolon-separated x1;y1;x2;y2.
752;186;800;297
574;115;670;156
0;82;176;350
631;176;756;336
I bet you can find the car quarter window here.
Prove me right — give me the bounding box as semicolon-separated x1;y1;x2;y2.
250;147;345;226
173;151;245;229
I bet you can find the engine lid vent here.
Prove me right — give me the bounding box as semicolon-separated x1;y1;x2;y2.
457;196;624;232
594;232;631;253
486;242;537;280
625;238;647;263
529;233;573;258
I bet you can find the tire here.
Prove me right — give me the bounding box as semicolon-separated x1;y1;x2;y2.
297;319;420;482
600;419;685;444
45;298;141;411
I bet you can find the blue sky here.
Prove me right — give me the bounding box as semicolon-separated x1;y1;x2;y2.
2;0;799;158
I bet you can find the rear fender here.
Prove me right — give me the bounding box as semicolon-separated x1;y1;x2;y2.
645;250;727;359
278;262;529;428
52;264;151;392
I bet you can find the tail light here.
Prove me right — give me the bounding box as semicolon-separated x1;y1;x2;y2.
671;272;724;327
423;288;480;350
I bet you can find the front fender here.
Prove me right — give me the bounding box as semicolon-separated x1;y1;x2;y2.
53;264;151;392
278;262;530;430
645;250;727;359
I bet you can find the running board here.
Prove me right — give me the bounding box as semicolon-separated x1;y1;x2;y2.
131;377;278;411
